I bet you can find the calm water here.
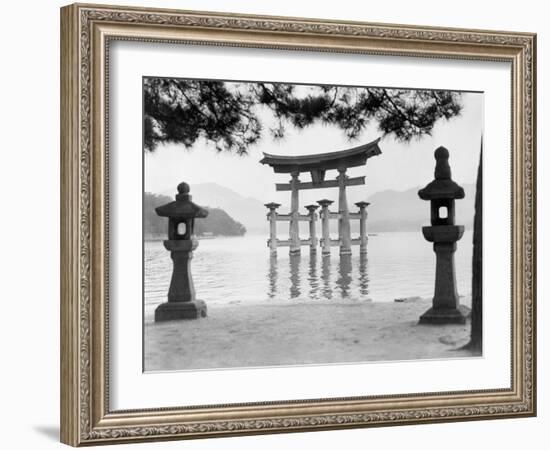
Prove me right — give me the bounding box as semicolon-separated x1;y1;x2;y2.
144;231;473;323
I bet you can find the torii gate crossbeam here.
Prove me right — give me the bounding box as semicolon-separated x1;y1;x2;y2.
260;138;382;256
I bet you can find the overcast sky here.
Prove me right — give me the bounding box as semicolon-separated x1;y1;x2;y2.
145;89;482;205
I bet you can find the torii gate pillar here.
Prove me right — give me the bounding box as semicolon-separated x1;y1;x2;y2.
289;171;301;255
337;167;352;255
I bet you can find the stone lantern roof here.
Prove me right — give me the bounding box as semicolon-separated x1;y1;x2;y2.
418;146;465;200
155;182;209;218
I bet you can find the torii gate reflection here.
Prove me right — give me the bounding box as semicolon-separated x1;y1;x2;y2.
261;138;381;256
267;253;370;301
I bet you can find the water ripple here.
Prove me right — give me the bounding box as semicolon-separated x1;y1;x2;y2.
144;232;473;322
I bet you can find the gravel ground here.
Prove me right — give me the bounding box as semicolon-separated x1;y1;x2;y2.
144;298;478;371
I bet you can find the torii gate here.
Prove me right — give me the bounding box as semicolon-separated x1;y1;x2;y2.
260;138;382;255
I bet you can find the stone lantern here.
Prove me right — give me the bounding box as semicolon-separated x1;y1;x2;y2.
154;182;209;322
418;146;469;324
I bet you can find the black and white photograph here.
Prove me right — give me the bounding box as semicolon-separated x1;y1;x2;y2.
0;0;544;447
142;78;483;372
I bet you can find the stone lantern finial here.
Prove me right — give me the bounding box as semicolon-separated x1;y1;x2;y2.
434;146;452;180
176;181;190;201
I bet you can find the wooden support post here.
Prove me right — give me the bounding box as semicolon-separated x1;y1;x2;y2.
337;167;352;255
305;204;319;253
355;201;370;254
289;171;301;255
317;199;334;256
264;202;281;255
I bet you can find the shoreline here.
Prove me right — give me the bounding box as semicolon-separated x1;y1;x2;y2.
145;298;478;372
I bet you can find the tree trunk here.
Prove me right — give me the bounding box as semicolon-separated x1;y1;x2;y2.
463;145;482;351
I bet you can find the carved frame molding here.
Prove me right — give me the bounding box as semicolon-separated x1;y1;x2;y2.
61;3;536;446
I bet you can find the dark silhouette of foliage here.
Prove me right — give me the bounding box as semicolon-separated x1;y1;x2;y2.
464;146;482;351
144;79;262;154
144;79;462;153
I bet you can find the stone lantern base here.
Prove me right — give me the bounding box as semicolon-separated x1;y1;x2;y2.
154;300;207;322
419;304;470;325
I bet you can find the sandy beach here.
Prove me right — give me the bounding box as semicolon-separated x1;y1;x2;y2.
144;298;478;371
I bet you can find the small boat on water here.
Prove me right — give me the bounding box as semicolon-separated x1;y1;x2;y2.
198;232;216;239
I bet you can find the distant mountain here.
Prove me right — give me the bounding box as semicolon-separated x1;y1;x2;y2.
154;182;476;235
144;192;246;239
160;183;267;234
361;183;476;232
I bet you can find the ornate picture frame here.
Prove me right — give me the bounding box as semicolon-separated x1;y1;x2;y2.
60;3;536;446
